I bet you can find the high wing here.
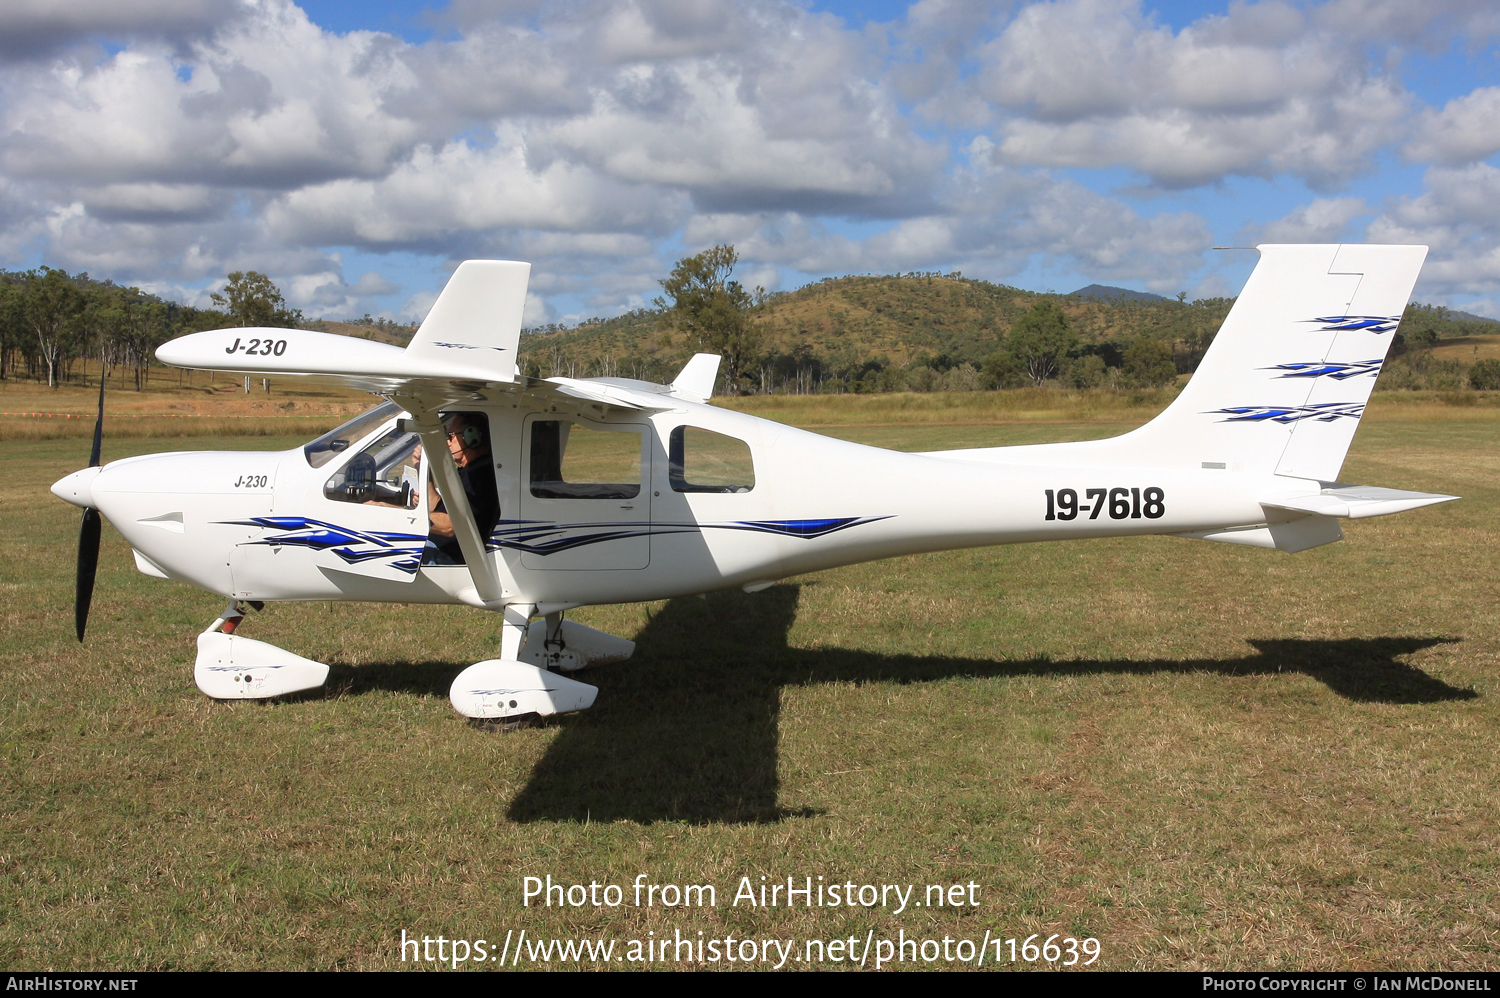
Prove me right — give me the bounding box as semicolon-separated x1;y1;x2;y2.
152;325;685;413
155;260;682;414
152;328;691;413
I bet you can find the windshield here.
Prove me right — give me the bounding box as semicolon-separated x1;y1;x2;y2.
324;426;423;508
303;401;401;468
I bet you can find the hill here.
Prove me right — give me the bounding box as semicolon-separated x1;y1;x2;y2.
1070;284;1173;303
1449;309;1498;325
518;274;1234;394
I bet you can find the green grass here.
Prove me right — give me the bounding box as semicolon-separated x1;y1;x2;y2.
2;405;1498;971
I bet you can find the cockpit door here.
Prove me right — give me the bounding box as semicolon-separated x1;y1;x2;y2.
514;416;651;570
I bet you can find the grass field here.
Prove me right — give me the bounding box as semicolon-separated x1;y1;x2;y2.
0;379;374;442
2;395;1497;971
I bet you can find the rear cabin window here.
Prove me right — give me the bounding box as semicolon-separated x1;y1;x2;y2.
669;426;755;493
530;420;642;499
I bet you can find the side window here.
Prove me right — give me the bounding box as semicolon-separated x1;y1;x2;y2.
324;424;423;508
530;420;642;499
669;426;755;493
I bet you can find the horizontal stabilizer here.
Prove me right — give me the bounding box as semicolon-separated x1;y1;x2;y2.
1262;484;1459;519
545;376;677;411
1177;515;1344;553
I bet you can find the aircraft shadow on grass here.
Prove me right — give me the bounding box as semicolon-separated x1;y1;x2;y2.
328;584;1472;826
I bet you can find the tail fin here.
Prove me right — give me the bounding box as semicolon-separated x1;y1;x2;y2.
1123;243;1427;480
670;353;721;402
405;260;531;382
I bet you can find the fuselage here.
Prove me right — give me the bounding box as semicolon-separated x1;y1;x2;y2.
64;394;1284;613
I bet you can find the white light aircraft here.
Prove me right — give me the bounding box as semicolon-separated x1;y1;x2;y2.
51;244;1456;723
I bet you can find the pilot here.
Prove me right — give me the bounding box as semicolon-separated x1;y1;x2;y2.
426;412;500;564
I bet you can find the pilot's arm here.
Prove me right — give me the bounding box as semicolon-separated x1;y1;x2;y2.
428;479;454;538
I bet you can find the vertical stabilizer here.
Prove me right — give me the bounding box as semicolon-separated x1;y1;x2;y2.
1094;244;1427;479
405;260;531;382
670;353;721;402
1270;245;1426;480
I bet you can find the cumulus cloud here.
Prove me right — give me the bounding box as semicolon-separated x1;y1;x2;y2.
1312;0;1500;45
265;139;685;249
705;149;1212;294
0;0;950;313
973;0;1409;189
281;268;402;315
1255;197;1369;243
0;0;244;60
0;7;432;190
1366;164;1500;297
1406;87;1500;166
0;0;1494;320
78;183;230;223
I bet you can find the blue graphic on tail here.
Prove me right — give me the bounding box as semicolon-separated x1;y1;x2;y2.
1305;315;1401;334
1266;359;1382;380
1210;403;1365;424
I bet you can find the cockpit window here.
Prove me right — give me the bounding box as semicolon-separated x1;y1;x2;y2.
303;401;401;468
324;424;422;508
669;426;755;493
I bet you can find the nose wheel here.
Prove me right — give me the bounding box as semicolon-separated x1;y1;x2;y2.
194;600;327;700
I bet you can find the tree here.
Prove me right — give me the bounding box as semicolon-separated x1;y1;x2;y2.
112;292;170;390
1122;337;1177;387
24;267;83;388
1470;358;1500;391
656;245;760;395
210;271;302;327
1006;300;1076;386
0;279;24;380
981;348;1027;389
1071;353;1107;388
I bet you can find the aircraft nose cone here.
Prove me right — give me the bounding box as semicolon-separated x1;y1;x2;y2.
52;466;103;509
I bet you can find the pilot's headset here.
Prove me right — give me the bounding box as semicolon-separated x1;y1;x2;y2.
445;415;484;449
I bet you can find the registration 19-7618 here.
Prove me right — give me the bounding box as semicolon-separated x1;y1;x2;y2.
1044;487;1165;521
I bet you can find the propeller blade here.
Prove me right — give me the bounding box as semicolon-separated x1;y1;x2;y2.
77;366;106;640
76;507;100;642
89;366;105;467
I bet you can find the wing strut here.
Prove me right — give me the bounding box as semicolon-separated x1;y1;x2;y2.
410;408;505;606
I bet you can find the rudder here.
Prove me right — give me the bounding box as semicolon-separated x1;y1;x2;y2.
1120;243;1427;480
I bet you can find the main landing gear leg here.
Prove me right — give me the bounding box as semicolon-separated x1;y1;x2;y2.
517;611;638;672
448;603;599;722
194;599;328;699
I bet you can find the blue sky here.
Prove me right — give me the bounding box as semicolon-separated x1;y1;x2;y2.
2;0;1498;324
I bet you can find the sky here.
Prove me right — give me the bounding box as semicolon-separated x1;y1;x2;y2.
2;0;1499;327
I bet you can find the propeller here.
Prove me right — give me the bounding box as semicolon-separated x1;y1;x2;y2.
75;371;105;642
